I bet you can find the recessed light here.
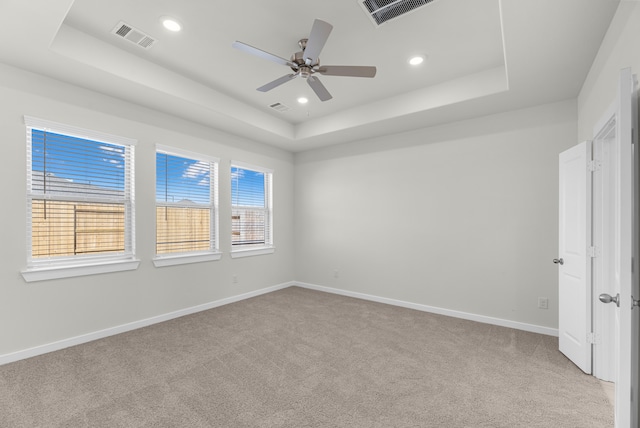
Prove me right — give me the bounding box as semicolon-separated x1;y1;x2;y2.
161;17;182;32
408;55;425;66
297;97;309;104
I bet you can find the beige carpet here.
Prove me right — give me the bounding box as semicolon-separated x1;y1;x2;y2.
0;287;613;427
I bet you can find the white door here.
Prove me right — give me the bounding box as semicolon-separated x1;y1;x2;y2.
602;67;638;428
558;140;592;374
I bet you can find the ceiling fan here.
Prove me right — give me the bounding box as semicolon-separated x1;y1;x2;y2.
232;19;377;102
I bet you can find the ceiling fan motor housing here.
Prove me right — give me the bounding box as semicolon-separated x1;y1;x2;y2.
291;39;319;76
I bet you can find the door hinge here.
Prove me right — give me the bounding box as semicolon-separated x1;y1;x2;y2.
587;160;601;172
587;246;599;258
587;332;597;345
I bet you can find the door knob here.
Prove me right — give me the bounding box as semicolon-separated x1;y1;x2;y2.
553;258;564;265
599;293;620;307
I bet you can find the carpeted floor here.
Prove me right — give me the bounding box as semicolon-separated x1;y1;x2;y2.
0;286;614;427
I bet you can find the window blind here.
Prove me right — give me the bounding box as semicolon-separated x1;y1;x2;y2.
25;117;135;262
156;147;218;255
231;164;272;248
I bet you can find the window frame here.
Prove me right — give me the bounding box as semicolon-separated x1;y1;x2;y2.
153;145;221;267
230;161;274;259
21;116;139;282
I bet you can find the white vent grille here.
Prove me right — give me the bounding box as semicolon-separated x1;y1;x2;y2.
359;0;438;26
268;103;290;113
111;21;156;49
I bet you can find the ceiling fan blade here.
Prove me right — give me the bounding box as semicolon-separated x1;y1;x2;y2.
303;19;333;65
316;65;377;78
307;76;332;102
232;41;298;69
257;73;298;92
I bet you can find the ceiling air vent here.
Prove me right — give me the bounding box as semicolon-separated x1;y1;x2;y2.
359;0;438;26
111;21;156;49
269;102;290;113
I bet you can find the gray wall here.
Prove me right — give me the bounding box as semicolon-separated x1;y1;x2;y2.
294;100;577;330
0;64;295;356
2;0;639;358
291;0;640;334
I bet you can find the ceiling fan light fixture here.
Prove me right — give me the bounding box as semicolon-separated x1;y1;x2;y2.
408;55;425;66
161;17;182;32
233;19;376;102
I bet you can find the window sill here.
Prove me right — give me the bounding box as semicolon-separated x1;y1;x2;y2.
230;246;275;259
21;258;140;283
153;252;222;267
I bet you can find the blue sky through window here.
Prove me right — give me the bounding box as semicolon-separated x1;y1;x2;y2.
231;167;265;207
31;129;125;193
31;130;263;207
156;153;210;205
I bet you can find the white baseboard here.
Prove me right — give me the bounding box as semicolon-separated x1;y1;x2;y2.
0;281;294;366
294;282;559;337
1;279;558;366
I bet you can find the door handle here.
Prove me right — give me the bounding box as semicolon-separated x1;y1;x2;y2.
553;258;564;265
599;293;620;307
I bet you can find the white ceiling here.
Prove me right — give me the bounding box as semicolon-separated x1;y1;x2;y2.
0;0;620;152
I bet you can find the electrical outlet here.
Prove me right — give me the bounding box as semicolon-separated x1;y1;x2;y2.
232;274;238;284
538;297;549;310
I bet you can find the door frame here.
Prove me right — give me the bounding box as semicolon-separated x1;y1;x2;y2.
612;67;638;428
592;113;617;382
575;68;637;427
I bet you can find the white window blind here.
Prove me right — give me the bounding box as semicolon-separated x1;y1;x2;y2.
25;116;135;265
231;163;273;250
156;146;219;257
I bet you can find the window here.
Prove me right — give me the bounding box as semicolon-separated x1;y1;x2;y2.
230;162;273;258
22;116;138;282
154;146;220;267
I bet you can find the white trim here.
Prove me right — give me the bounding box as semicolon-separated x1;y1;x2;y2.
21;258;140;282
157;200;211;209
266;172;273;249
153;251;222;267
230;164;273;249
32;194;128;204
294;282;559;337
592;101;616;138
592;118;618;382
156;144;219;165
212;162;220;253
24;115;137;147
231;160;274;174
230;246;275;258
155;146;219;257
25;119;137;271
0;281;294;366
